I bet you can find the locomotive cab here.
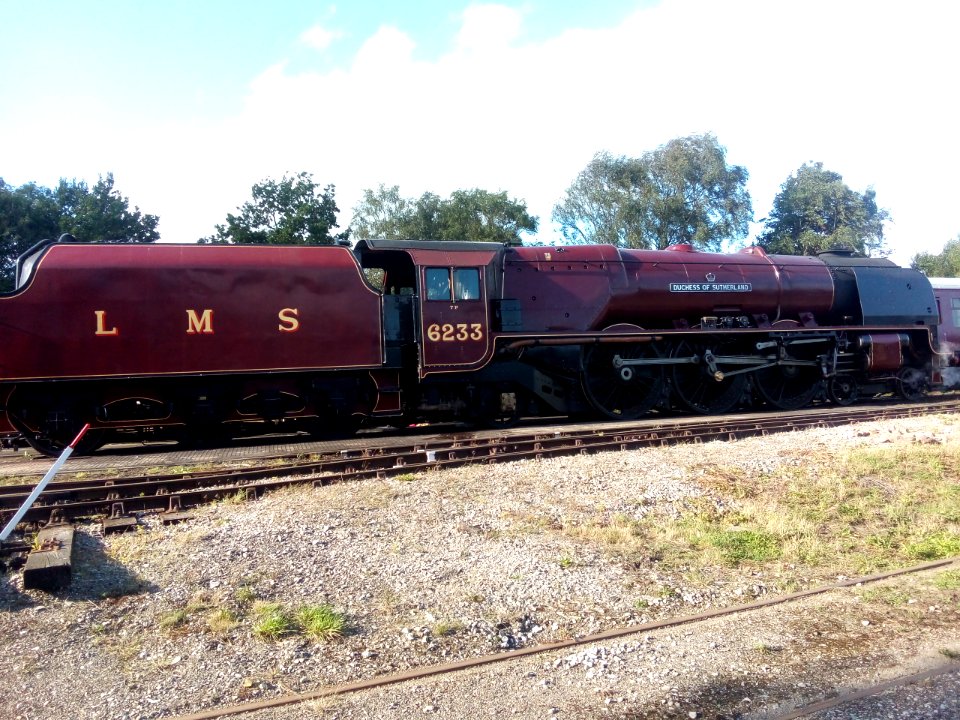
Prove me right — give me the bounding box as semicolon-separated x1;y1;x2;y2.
354;239;501;376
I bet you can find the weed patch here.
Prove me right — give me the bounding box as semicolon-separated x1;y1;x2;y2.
707;529;781;566
296;605;346;640
253;601;348;642
904;532;960;560
934;570;960;590
563;443;960;579
252;602;297;639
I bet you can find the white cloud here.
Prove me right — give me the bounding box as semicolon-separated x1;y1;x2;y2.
300;24;343;51
455;4;524;52
6;0;959;262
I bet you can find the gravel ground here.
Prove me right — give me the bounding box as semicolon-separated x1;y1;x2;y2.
0;414;958;720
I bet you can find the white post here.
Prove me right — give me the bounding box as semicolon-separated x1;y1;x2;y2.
0;424;90;542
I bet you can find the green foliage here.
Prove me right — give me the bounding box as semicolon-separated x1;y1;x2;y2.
159;609;189;629
552;133;752;250
202;172;348;246
432;619;463;637
903;532;960;560
55;174;160;243
758;162;889;256
440;189;538;244
295;604;346;640
707;528;782;565
350;184;537;244
252;602;297;639
934;570;960;589
253;600;347;642
912;235;960;277
0;174;159;291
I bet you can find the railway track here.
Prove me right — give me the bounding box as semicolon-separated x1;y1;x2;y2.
2;398;959;533
164;556;960;720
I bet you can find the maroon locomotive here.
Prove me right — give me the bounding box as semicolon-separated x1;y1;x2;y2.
0;235;941;454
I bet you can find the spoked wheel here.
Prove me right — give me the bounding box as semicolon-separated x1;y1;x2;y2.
827;376;859;406
896;366;928;401
581;343;664;420
669;339;748;414
755;362;822;411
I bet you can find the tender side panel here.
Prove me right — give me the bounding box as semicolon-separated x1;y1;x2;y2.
0;244;384;381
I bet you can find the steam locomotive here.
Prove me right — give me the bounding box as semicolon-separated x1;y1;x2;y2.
0;235;941;455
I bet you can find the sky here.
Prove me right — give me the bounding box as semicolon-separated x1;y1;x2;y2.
1;0;957;266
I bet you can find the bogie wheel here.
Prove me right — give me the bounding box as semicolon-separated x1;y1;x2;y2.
669;339;748;414
896;367;928;401
581;343;664;420
827;377;859;406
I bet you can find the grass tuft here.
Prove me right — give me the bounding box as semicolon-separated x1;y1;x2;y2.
903;533;960;561
252;601;348;642
296;604;346;640
207;609;239;634
252;602;297;639
934;570;960;590
707;528;782;566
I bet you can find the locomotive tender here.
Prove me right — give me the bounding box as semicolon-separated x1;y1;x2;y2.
0;235;941;454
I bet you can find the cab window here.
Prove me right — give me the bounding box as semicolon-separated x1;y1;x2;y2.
952;297;960;327
454;268;480;301
425;268;451;301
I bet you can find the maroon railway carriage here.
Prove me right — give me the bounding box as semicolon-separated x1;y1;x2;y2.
0;236;942;454
929;279;960;372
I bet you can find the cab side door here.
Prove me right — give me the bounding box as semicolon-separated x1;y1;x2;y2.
419;265;490;373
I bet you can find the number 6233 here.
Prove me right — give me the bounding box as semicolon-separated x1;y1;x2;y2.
426;322;484;342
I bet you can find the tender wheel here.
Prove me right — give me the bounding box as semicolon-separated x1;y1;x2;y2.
827;377;859;406
12;423;105;457
581;343;664;420
755;363;822;411
669;339;747;414
896;367;927;401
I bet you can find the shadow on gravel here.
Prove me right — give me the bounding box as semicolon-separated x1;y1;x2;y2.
0;529;155;608
64;528;158;601
0;567;35;609
592;672;810;720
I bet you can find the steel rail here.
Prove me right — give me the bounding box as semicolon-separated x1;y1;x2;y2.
165;557;960;720
771;664;960;719
2;399;959;527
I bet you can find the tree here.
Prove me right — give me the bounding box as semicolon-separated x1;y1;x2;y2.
440;189;538;244
1;174;159;291
56;174;160;243
349;185;413;241
552;134;752;250
202;172;348;245
758;163;889;256
350;186;537;245
912;235;960;277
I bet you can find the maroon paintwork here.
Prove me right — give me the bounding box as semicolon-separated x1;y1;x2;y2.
403;245;499;372
501;244;835;332
930;279;960;365
0;243;384;382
